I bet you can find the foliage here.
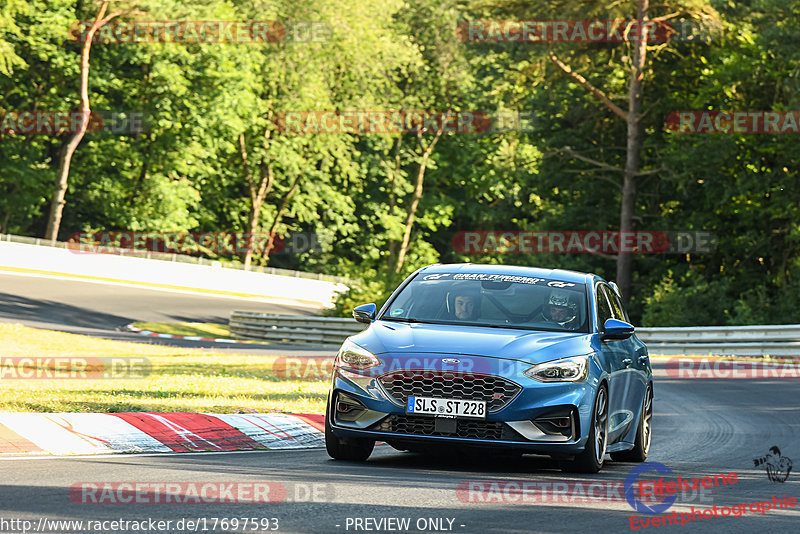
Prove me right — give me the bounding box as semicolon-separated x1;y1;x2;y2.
1;0;799;324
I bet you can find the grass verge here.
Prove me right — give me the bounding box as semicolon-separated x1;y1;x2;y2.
132;322;232;339
0;323;329;414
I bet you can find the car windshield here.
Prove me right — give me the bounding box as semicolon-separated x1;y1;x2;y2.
381;272;589;333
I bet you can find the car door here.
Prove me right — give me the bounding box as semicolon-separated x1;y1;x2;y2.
607;288;648;419
597;283;634;444
595;283;627;443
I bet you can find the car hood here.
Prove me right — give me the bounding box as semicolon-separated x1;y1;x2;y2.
350;320;597;365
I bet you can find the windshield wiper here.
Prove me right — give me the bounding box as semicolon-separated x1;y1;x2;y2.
381;318;459;326
454;322;522;329
380;317;424;323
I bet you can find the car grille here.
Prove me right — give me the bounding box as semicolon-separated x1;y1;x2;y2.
378;370;521;412
372;415;507;440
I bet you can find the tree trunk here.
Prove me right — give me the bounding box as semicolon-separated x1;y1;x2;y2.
394;130;442;273
128;62;152;207
262;173;301;264
128;137;151;207
386;135;402;267
239;131;273;270
244;196;263;269
1;182;18;233
617;0;649;302
45;1;124;243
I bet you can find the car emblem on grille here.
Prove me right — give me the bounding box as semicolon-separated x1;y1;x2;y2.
441;358;460;363
492;393;504;400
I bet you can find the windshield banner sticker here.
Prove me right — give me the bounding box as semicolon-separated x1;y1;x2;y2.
424;272;576;288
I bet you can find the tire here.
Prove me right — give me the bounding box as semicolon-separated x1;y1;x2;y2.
611;383;653;463
325;401;374;461
561;383;608;473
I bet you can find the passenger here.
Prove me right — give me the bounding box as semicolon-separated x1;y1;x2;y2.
535;289;580;330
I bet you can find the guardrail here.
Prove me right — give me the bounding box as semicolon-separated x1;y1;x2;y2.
229;312;366;345
637;325;800;356
229;313;800;356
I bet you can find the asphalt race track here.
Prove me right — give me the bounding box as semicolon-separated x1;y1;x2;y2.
0;272;798;533
0;273;325;355
0;361;797;533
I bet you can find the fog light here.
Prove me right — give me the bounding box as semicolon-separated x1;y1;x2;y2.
334;393;368;423
551;417;570;428
532;410;576;439
337;401;357;413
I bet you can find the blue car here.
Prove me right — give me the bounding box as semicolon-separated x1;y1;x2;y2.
325;264;653;472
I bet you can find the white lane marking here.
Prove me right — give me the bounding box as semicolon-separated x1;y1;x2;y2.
0;446;332;461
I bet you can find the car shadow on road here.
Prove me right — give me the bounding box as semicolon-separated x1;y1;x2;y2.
0;292;131;329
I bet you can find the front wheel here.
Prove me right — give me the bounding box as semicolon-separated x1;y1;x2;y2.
325;405;374;461
561;384;608;473
611;383;652;463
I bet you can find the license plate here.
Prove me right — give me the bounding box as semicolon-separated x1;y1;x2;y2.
406;397;486;419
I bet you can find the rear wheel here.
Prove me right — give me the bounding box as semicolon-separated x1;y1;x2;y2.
561;384;608;473
325;401;374;461
611;383;652;463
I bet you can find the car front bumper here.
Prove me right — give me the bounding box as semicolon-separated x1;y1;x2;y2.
327;357;604;455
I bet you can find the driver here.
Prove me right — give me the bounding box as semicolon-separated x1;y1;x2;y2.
451;286;480;321
536;289;580;330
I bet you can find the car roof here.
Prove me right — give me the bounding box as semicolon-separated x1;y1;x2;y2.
419;263;596;285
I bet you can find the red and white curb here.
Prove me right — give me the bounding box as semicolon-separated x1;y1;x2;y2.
120;323;259;344
0;412;324;456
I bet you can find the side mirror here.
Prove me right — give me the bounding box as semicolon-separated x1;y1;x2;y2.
601;318;634;341
353;303;377;324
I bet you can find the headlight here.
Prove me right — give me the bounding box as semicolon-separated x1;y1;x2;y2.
523;355;590;382
335;339;382;371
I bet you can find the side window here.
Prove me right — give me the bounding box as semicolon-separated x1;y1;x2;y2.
609;291;629;322
595;284;612;330
604;286;626;321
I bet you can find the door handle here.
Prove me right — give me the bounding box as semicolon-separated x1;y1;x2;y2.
622;358;632;367
638;355;649;364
